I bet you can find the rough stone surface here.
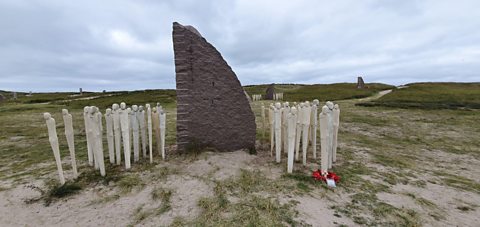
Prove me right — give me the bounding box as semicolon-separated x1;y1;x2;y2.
357;76;365;89
172;22;256;152
265;84;275;100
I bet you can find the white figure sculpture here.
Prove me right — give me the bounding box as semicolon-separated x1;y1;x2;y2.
138;106;147;159
268;103;274;156
83;106;94;166
326;101;335;168
274;102;282;163
152;107;160;154
295;103;303;161
282;102;290;154
91;107;106;176
332;104;340;163
131;105;140;162
119;102;131;169
301;101;312;166
62;109;78;179
261;105;266;138
112;103;122;165
146;104;153;163
105;108;115;164
44;112;65;185
319;105;330;173
311;99;319;159
159;109;166;160
287;107;297;173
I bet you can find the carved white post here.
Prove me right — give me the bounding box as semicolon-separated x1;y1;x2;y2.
274;102;282;163
287;107;297;173
83;106;94;166
319;105;329;173
152;107;160;154
146;104;153;163
311;99;319;159
131;105;140;162
261;105;266;138
326;101;335;169
138;106;147;159
62;109;78;179
112;104;122;165
159;109;166;160
301;101;312;166
333;104;340;163
91;107;106;176
282;102;290;154
295;103;303;161
119;102;131;169
44;113;65;185
105;108;115;164
268;104;274;156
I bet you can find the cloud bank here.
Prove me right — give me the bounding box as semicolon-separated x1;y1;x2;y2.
0;0;479;92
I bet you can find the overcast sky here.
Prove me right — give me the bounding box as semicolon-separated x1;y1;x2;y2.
1;0;479;92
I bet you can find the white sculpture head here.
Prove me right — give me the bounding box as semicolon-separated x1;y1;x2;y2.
293;102;297;106
43;112;51;120
106;108;112;115
89;106;96;115
326;101;334;110
305;101;310;107
126;107;131;113
322;105;329;113
83;106;90;113
299;102;305;108
120;102;126;110
112;103;119;110
152;107;157;113
146;104;150;109
313;99;319;106
132;105;138;112
62;109;68;115
156;102;160;107
334;104;339;109
285;102;289;107
291;107;297;115
139;105;144;112
275;102;281;109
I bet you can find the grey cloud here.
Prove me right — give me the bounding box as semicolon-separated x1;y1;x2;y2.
0;0;479;92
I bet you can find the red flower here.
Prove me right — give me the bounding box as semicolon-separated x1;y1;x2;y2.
312;170;340;183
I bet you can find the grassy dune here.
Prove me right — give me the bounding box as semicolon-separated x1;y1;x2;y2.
244;83;395;102
358;82;480;109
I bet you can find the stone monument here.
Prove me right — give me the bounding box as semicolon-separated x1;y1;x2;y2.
265;84;275;100
172;22;256;152
62;109;78;178
357;76;365;89
44;113;65;185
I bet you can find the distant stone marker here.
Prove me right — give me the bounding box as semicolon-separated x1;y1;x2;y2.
79;88;83;95
172;22;256;152
13;92;17;100
357;76;365;89
265;84;275;100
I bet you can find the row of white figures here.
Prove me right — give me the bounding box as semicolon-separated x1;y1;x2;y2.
88;102;167;172
252;94;262;101
265;100;340;173
43;102;167;184
273;93;284;100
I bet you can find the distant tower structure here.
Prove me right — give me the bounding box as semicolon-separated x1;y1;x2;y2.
13;92;17;100
265;84;275;100
357;76;365;89
79;88;83;95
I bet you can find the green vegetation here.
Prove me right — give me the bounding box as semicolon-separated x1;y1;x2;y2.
358;82;480;109
244;83;395;102
188;169;306;226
